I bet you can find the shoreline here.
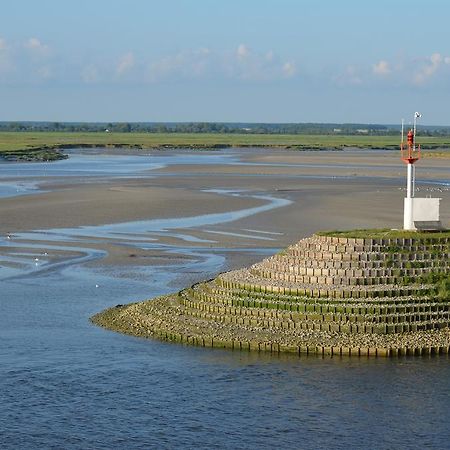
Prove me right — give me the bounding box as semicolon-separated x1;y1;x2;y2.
2;144;450;163
1;147;449;270
1;147;449;356
0;143;347;162
91;231;450;357
1;136;450;162
91;295;450;357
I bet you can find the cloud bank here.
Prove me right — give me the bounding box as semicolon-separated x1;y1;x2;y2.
0;37;298;85
1;36;449;91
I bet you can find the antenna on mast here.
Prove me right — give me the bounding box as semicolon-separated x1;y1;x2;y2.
413;111;421;152
402;112;421;230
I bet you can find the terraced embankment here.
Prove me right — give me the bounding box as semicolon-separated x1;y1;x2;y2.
92;231;450;356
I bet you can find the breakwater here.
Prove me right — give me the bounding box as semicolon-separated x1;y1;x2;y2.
92;230;450;356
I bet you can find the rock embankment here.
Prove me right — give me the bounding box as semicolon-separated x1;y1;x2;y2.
91;231;450;356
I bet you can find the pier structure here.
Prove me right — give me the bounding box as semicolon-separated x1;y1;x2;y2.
92;112;449;356
93;231;450;357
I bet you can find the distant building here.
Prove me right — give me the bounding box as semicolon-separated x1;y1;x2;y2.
356;129;369;134
333;128;342;133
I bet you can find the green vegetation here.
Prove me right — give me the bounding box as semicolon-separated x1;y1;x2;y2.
316;229;450;239
437;276;450;300
416;272;450;300
3;120;450;136
1;131;450;162
92;231;450;355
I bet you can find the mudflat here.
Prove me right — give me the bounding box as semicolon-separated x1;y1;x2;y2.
0;148;449;272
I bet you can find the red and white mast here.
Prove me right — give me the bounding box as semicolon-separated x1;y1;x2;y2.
401;112;421;230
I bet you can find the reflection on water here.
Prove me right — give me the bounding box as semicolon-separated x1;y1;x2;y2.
0;151;236;180
0;151;238;200
0;189;289;282
8;191;291;242
0;181;44;199
0;149;448;199
1;256;449;450
0;150;449;449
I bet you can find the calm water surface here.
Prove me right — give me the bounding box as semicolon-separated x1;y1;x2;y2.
1;151;449;449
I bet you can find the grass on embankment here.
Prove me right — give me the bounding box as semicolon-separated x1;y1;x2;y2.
1;131;450;161
316;229;450;239
316;229;450;300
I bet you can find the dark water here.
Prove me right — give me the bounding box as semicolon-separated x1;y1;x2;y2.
1;151;450;449
2;268;449;450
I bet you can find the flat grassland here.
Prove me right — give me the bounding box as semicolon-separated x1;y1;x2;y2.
1;131;450;161
317;229;450;239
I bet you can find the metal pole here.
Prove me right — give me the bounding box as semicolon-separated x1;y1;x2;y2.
413;114;417;151
407;163;412;198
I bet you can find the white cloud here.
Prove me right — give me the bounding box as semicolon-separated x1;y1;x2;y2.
236;44;249;60
116;52;135;76
265;50;274;62
413;52;445;85
185;46;293;82
147;48;212;82
346;66;362;84
24;37;50;58
81;64;99;83
0;36;56;80
148;53;188;81
334;65;362;86
430;52;442;65
282;61;296;78
373;60;391;75
226;44;298;81
146;44;295;83
348;52;450;86
0;38;299;85
198;47;210;56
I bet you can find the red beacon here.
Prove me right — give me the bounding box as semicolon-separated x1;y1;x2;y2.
401;123;420;164
401;112;423;230
401;112;442;231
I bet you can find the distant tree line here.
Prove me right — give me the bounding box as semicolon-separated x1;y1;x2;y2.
1;121;449;136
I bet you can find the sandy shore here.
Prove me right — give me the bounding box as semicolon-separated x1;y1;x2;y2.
0;183;263;231
0;148;449;273
2;147;449;355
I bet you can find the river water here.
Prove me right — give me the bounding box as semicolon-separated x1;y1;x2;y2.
0;150;449;449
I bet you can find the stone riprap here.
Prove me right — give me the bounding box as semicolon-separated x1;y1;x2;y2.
91;232;450;356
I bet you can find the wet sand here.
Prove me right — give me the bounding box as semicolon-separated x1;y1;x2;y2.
0;148;449;274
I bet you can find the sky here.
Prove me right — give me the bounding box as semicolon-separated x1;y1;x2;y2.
1;0;450;124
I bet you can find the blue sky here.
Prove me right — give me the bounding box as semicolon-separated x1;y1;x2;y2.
1;0;450;124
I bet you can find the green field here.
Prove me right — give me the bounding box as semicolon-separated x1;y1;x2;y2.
1;131;450;161
316;229;450;239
